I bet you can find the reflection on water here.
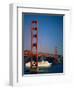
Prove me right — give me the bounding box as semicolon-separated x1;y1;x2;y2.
24;64;63;74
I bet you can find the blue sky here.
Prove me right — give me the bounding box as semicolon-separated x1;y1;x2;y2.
23;13;63;55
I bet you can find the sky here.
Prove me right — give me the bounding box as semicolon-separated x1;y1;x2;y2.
22;13;63;55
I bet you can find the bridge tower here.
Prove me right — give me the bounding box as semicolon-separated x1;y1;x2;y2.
31;20;38;71
54;47;58;64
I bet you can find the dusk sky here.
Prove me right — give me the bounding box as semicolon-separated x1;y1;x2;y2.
22;13;63;55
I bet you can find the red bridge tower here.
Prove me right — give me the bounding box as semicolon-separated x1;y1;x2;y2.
31;20;38;71
54;47;58;64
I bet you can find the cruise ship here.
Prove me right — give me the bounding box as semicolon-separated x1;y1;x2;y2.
25;60;52;68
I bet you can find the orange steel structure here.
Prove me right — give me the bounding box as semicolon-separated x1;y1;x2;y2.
54;47;58;64
30;20;58;68
31;20;38;69
24;50;50;57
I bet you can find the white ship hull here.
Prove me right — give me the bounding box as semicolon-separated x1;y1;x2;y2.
25;61;52;68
